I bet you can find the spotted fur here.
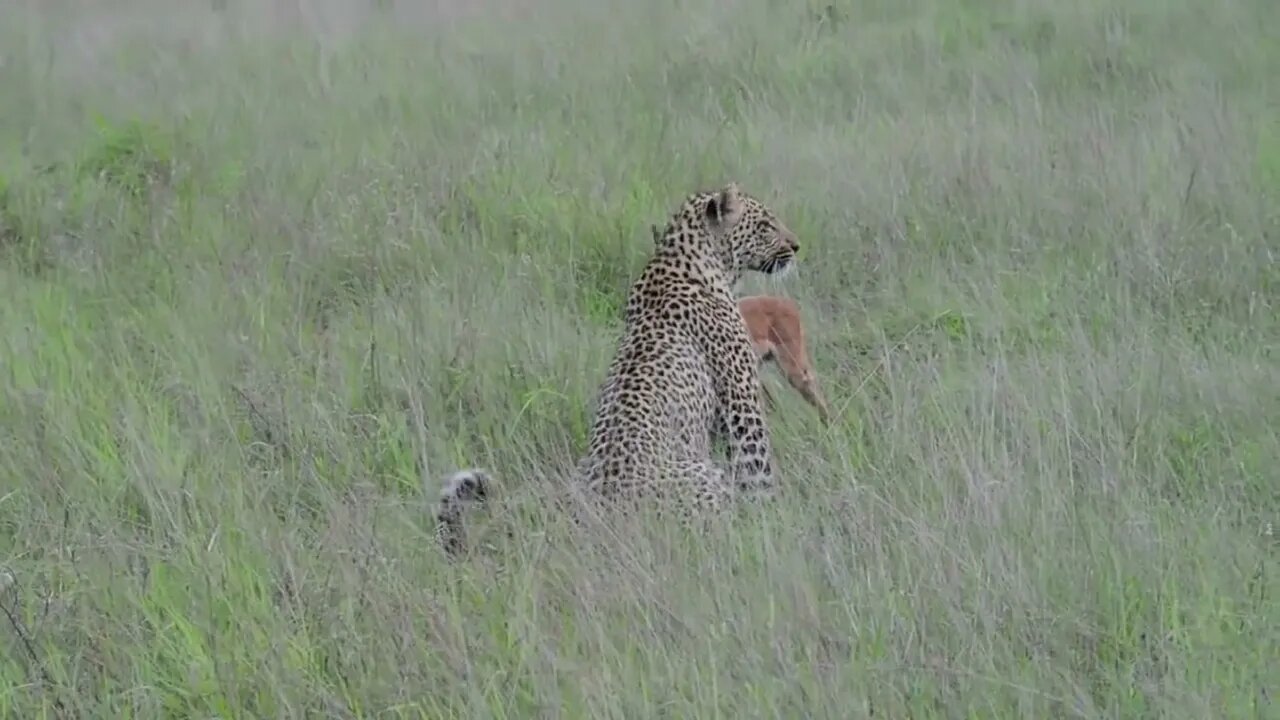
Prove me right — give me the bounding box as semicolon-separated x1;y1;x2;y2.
435;183;800;556
649;224;831;424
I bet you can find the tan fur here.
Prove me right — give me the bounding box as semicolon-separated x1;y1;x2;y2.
737;295;832;426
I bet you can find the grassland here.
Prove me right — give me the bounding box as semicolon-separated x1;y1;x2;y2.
1;0;1277;717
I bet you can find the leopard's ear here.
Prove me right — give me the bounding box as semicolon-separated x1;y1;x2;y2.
650;224;663;244
705;182;744;230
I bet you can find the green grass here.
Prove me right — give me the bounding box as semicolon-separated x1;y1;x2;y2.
1;0;1277;716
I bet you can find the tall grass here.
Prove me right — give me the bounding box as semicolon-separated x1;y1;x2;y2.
1;0;1277;716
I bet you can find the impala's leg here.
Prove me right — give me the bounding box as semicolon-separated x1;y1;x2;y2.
772;321;833;426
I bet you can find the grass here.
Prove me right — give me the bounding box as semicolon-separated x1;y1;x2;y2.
1;0;1277;716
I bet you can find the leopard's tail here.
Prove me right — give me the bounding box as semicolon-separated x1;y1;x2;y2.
434;468;495;557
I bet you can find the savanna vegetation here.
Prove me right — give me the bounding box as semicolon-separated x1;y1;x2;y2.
1;0;1276;716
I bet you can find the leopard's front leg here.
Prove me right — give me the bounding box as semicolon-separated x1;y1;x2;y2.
704;297;777;497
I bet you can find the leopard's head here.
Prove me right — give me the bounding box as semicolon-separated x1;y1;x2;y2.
654;183;800;281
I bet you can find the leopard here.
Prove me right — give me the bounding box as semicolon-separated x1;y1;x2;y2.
435;182;801;556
